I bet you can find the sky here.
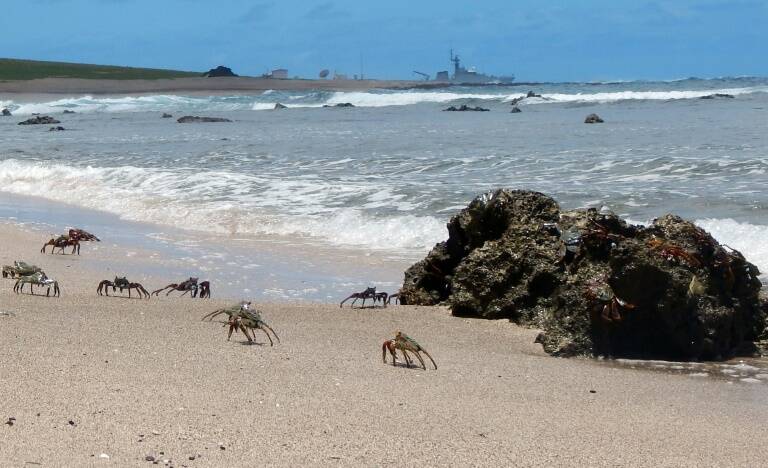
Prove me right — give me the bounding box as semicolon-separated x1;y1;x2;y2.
3;0;768;82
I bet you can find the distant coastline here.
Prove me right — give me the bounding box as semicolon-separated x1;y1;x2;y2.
0;76;439;96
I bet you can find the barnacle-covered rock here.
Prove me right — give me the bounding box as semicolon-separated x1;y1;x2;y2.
400;189;766;360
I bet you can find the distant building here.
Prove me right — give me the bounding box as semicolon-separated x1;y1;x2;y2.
269;68;288;79
435;71;450;82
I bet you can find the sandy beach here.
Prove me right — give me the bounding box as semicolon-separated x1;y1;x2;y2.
1;221;767;467
0;77;431;97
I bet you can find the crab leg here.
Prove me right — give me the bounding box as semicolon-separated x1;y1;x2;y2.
419;349;438;370
260;323;280;343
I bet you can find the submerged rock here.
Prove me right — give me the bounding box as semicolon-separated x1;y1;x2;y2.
323;102;355;108
510;106;522;113
526;91;542;98
177;116;232;123
400;189;766;360
444;105;490;112
49;126;66;131
18;115;61;125
161;113;173;118
700;93;735;99
2;108;11;116
584;113;604;124
62;109;76;114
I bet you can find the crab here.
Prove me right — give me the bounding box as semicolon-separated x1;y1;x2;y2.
68;228;100;242
2;261;43;279
647;238;702;268
13;271;60;297
201;301;280;345
41;235;80;255
585;279;635;322
340;286;388;308
97;276;150;298
382;331;437;370
152;277;209;297
386;292;401;306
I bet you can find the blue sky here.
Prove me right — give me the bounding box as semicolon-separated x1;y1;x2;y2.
3;0;767;81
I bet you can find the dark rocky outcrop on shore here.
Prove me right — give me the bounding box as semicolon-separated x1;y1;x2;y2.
274;103;287;110
700;93;735;99
584;113;604;123
62;109;76;114
18;115;61;125
49;126;66;131
444;105;489;112
526;91;542;98
162;113;173;118
203;66;238;77
2;108;11;116
399;189;766;360
176;116;232;123
323;102;355;108
510;106;522;113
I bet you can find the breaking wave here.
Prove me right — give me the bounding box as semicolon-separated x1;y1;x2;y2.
0;159;445;253
1;81;766;114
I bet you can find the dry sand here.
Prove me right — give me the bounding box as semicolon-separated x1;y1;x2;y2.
1;221;768;467
0;77;432;97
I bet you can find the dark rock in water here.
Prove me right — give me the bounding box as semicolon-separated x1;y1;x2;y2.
510;106;522;113
62;109;76;114
400;189;766;360
18;115;61;125
203;66;238;77
2;108;12;116
509;97;524;106
176;116;232;123
526;91;542;98
444;105;490;112
323;102;355;108
274;103;287;110
584;113;604;124
700;93;735;100
161;113;173;118
49;126;66;131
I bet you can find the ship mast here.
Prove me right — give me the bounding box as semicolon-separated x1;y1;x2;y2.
450;49;461;77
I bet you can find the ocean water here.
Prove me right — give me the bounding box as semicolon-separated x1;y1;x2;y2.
1;77;767;299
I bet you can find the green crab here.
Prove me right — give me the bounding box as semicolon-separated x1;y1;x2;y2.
202;301;280;346
382;331;437;370
13;271;60;297
2;261;43;279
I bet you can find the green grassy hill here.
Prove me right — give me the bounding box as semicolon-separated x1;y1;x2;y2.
0;58;201;80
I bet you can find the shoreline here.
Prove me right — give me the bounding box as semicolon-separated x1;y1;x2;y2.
0;191;411;302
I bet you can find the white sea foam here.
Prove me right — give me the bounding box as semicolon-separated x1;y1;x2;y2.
0;159;444;252
696;218;768;281
2;84;765;114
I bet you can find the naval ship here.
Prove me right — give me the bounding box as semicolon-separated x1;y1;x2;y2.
433;50;515;84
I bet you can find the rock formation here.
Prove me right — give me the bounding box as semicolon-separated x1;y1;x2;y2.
399;189;766;360
48;126;66;131
584;113;604;124
510;106;522;113
203;66;238;77
274;103;287;110
18;116;61;125
2;108;12;116
162;113;173;118
176;116;232;123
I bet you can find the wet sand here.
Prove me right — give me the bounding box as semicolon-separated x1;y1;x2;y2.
1;222;768;467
